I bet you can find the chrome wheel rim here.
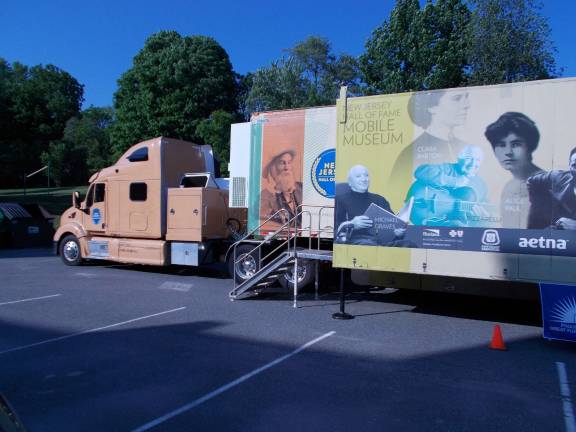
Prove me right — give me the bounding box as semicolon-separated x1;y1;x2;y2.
63;240;79;262
283;261;308;284
236;254;257;279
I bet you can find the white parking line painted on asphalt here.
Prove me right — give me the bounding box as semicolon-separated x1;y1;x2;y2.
0;294;61;306
0;307;186;356
557;362;576;432
131;331;336;432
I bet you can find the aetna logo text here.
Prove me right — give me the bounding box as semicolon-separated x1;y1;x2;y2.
519;237;568;249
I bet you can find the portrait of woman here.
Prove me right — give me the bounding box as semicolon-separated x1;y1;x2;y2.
390;89;471;192
484;112;543;228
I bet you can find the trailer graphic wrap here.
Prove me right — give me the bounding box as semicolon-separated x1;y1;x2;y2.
303;107;337;237
334;79;576;282
251;110;305;233
248;107;336;236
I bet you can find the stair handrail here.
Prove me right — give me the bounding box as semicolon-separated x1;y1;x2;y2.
317;205;335;248
232;208;290;246
293;204;335;250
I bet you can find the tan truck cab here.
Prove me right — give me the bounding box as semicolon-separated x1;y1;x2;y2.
54;136;246;269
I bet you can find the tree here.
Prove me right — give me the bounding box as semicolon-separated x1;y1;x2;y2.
0;59;83;187
467;0;559;84
40;140;86;187
360;0;470;94
235;72;254;120
41;107;115;186
244;57;309;114
244;36;361;113
195;110;237;176
111;31;238;158
64;107;114;174
421;0;471;89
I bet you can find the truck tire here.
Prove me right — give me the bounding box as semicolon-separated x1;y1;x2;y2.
59;235;83;266
278;259;314;291
227;244;260;283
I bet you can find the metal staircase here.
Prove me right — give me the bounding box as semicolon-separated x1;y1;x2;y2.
229;251;293;299
228;205;334;302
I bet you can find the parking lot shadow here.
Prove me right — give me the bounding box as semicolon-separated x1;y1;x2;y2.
0;312;573;432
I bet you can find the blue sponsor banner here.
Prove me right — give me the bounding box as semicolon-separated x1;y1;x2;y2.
540;283;576;342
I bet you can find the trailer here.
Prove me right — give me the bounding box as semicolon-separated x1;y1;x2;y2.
227;78;576;301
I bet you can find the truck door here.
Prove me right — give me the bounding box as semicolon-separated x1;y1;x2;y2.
85;183;107;234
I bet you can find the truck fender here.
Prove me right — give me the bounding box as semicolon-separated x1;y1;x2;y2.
54;222;89;256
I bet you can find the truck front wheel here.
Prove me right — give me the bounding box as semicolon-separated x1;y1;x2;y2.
60;235;83;266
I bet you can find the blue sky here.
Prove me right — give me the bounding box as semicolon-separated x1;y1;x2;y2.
1;0;574;108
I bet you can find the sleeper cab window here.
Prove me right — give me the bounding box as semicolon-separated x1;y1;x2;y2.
130;182;147;201
94;183;105;203
127;147;148;162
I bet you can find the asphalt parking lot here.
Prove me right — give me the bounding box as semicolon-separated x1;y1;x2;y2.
1;248;575;432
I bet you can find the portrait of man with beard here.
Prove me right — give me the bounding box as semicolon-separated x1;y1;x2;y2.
261;149;303;225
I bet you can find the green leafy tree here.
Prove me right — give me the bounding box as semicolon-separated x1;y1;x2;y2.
244;57;309;113
360;0;423;94
235;72;254;120
41;107;114;186
360;0;470;94
288;36;362;104
195;110;237;176
421;0;471;89
111;31;237;157
64;107;114;173
0;59;83;187
244;36;360;112
467;0;559;84
40;140;86;187
0;60;11;138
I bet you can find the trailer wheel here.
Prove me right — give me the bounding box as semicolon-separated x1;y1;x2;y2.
227;244;260;283
60;235;83;266
279;259;314;291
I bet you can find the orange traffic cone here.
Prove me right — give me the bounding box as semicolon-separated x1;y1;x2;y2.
490;325;506;350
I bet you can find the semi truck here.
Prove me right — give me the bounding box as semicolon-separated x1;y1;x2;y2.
55;77;576;302
54;137;246;271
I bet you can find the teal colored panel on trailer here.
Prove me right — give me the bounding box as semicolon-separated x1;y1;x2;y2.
248;120;263;233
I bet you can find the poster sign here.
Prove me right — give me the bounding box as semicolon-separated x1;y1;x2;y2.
247;107;336;234
540;283;576;342
334;78;576;275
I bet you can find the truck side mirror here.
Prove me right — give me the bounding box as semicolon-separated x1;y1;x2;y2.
73;191;81;209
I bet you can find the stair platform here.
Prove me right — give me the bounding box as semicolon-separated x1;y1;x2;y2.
291;248;333;261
